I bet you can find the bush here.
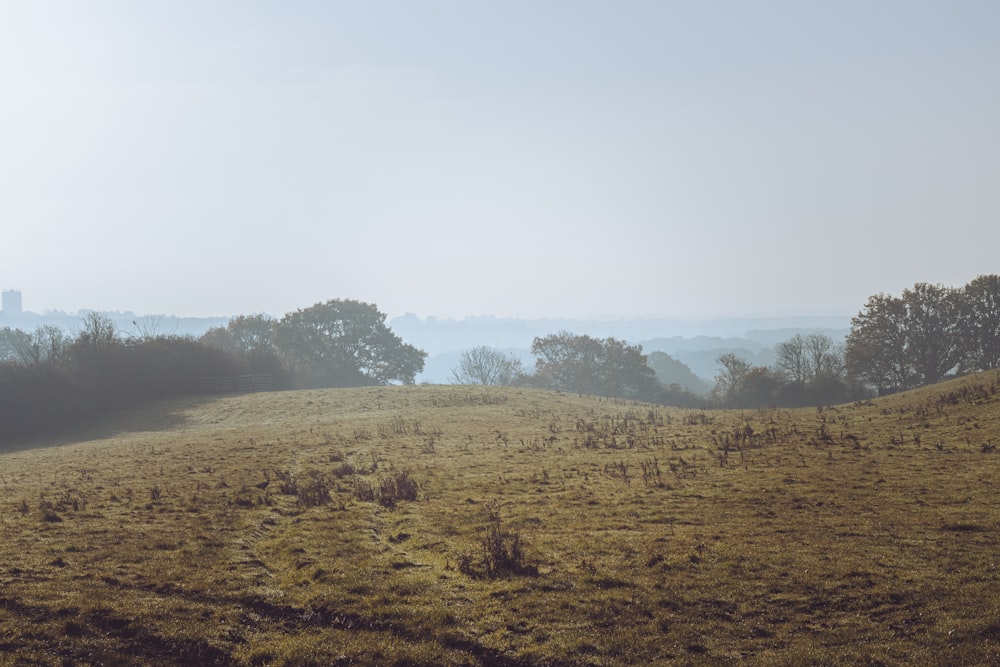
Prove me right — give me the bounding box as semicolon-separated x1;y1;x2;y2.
378;470;420;509
0;327;251;446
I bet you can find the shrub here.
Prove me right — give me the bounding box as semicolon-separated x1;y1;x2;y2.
462;498;536;578
377;470;419;509
297;474;334;507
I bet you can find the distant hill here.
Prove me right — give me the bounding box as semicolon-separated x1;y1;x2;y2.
389;313;851;356
646;351;712;395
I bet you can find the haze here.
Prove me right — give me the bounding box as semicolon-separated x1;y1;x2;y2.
2;1;998;321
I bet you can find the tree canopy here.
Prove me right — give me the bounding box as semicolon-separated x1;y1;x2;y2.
958;274;1000;372
844;278;997;394
201;314;277;357
530;332;658;400
273;299;426;387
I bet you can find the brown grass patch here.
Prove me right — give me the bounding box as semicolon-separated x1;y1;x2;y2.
1;376;1000;664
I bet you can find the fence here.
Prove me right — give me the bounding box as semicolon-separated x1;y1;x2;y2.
201;374;273;394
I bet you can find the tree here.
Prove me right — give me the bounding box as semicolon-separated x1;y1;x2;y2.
530;332;658;400
0;327;31;363
67;313;127;405
957;274;1000;371
847;284;962;392
201;314;277;357
76;312;119;348
13;325;69;365
741;366;782;407
451;346;524;386
772;333;852;406
901;283;962;386
200;313;288;382
711;352;752;403
846;293;911;394
803;333;845;381
710;353;783;407
273;299;426;387
774;335;809;386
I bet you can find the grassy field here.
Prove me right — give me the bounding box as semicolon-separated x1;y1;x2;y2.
3;373;1000;666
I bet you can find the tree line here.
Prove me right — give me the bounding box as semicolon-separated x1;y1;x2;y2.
450;331;857;409
708;334;864;408
4;275;996;443
707;276;1000;406
0;299;425;444
451;275;1000;409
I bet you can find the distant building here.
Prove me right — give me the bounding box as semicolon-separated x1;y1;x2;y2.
2;289;23;315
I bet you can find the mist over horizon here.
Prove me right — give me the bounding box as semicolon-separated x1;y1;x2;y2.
3;2;998;324
1;290;854;387
0;292;851;341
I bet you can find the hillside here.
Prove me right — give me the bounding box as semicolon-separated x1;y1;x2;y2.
2;374;1000;665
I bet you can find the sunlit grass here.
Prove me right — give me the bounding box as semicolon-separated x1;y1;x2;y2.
2;376;1000;664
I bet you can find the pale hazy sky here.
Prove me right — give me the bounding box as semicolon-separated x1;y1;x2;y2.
2;1;998;320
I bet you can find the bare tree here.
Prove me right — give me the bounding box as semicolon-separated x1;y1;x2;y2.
776;333;845;387
78;312;119;347
803;333;845;380
451;346;524;386
0;327;31;363
13;325;69;365
775;335;808;386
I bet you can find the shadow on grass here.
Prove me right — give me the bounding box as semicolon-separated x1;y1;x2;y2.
0;393;230;454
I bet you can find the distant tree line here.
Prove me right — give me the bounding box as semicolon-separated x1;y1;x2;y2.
708;334;868;408
452;275;1000;409
451;332;705;407
709;275;1000;407
5;276;995;443
0;299;425;444
450;331;851;408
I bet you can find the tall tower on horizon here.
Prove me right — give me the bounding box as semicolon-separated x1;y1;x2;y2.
2;289;23;315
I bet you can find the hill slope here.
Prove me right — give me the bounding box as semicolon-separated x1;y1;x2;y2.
2;375;1000;665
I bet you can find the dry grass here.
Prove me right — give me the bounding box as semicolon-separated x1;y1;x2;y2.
2;375;1000;665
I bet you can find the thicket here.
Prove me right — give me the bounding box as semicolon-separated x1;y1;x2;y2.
0;300;428;446
0;317;242;444
709;341;870;409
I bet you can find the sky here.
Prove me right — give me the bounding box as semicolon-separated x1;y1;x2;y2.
2;1;999;321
